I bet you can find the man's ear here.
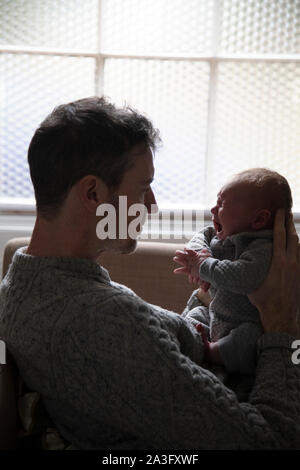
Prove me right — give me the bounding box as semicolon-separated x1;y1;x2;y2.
76;175;109;213
251;209;272;230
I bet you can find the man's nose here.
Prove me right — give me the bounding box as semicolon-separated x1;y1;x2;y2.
145;189;158;214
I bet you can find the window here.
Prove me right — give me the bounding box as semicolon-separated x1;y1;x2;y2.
0;0;300;211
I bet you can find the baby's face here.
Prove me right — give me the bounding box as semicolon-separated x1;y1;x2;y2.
211;182;257;240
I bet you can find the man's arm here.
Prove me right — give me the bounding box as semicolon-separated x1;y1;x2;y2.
248;211;300;337
78;296;300;449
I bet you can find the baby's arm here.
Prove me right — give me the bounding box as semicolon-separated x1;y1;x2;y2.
200;241;273;294
186;225;216;253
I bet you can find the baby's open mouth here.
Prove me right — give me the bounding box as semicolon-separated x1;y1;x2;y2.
213;220;222;234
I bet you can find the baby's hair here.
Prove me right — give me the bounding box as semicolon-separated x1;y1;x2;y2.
231;168;292;214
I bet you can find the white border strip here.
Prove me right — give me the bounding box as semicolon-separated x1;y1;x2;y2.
1;45;300;63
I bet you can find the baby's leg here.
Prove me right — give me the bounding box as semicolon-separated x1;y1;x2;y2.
186;305;210;324
184;305;230;383
184;305;211;340
181;288;210;317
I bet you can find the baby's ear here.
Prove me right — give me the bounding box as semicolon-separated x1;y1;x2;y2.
251;209;272;230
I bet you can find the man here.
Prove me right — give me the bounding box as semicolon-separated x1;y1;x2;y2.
0;97;299;449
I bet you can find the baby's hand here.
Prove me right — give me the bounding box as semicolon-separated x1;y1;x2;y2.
173;248;212;285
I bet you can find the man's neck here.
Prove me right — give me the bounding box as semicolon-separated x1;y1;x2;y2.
26;215;96;260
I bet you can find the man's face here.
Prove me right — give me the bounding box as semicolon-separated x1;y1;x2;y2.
107;144;157;253
211;181;257;240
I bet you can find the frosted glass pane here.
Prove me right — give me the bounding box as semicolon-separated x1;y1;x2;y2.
103;58;210;206
220;0;300;54
206;62;300;209
101;0;214;54
0;0;98;50
0;54;95;198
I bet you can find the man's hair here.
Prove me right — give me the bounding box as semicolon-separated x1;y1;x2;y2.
28;96;161;219
231;167;293;214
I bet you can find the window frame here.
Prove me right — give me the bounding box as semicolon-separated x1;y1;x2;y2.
1;0;300;219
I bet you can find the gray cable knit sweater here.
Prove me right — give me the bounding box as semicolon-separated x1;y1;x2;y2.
186;226;273;374
0;247;300;450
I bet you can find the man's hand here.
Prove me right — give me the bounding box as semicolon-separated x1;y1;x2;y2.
173;248;212;285
248;210;300;337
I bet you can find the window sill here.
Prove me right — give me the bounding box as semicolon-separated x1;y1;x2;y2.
1;200;300;241
0;198;36;215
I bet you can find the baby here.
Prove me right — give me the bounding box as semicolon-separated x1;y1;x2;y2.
174;168;293;375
